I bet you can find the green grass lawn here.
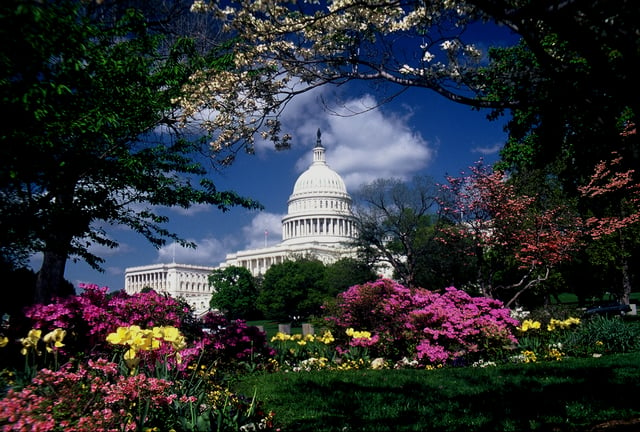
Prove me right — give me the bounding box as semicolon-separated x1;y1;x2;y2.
248;320;304;339
553;292;640;305
234;352;640;432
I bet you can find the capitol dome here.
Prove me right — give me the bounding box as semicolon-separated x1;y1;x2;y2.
281;130;357;245
292;151;348;197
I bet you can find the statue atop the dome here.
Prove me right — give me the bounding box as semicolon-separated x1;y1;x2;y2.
316;128;323;148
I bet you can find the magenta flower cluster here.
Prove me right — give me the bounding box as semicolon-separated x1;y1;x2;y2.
198;313;276;367
22;284;191;359
0;358;177;432
1;285;278;431
18;284;275;373
326;279;519;365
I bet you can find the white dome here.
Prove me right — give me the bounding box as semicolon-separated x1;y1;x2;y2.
288;131;350;200
292;163;347;196
281;130;357;246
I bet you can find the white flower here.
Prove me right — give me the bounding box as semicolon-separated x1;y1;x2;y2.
399;64;415;74
422;51;435;62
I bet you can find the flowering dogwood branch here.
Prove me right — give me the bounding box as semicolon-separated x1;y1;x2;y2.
577;151;640;240
179;0;516;152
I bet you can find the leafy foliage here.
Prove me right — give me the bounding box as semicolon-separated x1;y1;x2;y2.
257;258;327;322
0;0;261;303
562;315;640;357
209;266;261;320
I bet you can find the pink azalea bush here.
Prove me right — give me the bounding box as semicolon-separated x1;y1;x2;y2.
198;313;276;371
0;358;176;432
13;284;274;373
325;279;519;366
22;284;191;358
0;284;278;431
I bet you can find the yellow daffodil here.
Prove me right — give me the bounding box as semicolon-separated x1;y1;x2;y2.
19;329;42;355
346;328;371;339
270;332;291;342
43;328;66;352
522;350;537;363
124;347;140;369
106;326;132;345
517;319;541;332
317;330;335;344
547;317;580;331
0;336;8;348
159;326;186;350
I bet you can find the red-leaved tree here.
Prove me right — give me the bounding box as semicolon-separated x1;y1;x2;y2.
577;148;640;305
441;143;640;306
439;161;582;307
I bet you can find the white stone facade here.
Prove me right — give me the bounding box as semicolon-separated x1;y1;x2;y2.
124;263;215;316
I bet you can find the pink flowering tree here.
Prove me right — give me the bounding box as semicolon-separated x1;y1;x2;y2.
577;150;640;305
438;161;582;307
324;279;519;366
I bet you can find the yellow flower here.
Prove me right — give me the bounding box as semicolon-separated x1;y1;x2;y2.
0;336;8;348
317;330;335;344
548;349;563;361
346;328;372;339
270;332;291;342
43;328;66;352
107;327;132;345
547;317;581;331
159;326;187;350
518;319;541;332
128;328;153;351
522;350;537;363
124;347;140;369
19;329;42;355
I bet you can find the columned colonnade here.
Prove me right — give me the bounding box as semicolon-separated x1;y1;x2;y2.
282;216;356;241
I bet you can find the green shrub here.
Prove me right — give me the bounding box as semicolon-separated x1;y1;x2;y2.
562;315;640;356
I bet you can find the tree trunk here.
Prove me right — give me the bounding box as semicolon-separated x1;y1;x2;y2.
34;250;67;305
620;257;631;305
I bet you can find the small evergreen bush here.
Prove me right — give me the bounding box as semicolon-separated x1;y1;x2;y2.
562;315;640;356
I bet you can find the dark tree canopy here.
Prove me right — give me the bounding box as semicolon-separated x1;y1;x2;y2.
257;258;327;322
209;266;261;320
0;0;260;304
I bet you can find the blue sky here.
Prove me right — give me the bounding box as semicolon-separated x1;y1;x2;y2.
39;22;518;292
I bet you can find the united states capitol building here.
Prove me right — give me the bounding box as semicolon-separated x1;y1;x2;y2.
124;131;360;314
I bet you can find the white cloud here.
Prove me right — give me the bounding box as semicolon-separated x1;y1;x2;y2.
168;203;212;216
158;236;235;267
241;212;285;249
286;93;435;190
471;142;503;156
156;211;284;267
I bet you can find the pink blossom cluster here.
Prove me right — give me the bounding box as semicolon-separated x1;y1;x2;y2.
0;358;174;432
1;285;277;431
22;284;192;359
326;279;519;365
197;313;276;368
